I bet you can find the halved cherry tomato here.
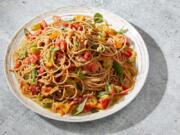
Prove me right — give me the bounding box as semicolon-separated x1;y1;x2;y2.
83;51;92;61
71;23;83;31
29;54;40;64
14;61;21;68
55;39;67;51
99;96;111;109
123;49;132;57
38;67;45;74
83;104;92;113
84;62;98;72
29;85;40;95
63;22;69;27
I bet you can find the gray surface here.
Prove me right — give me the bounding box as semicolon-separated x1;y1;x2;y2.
0;0;180;134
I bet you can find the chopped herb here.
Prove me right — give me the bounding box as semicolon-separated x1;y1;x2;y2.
42;98;53;108
74;98;88;115
94;13;103;23
77;69;85;79
18;50;27;59
32;69;37;83
105;81;112;92
91;109;98;113
75;41;80;46
112;61;124;82
97;91;109;98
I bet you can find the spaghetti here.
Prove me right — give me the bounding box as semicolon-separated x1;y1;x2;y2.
11;13;137;116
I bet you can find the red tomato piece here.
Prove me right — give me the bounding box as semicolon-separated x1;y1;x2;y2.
60;40;67;51
123;49;132;57
29;85;40;95
14;61;21;68
29;54;40;64
38;67;45;74
83;51;92;61
63;22;69;27
99;97;111;109
83;104;92;113
85;62;98;72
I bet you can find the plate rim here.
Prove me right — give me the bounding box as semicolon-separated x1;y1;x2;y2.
4;6;149;122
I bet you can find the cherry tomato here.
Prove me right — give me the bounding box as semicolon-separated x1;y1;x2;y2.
63;22;69;27
83;51;92;61
14;61;21;68
99;97;111;109
38;67;45;74
29;54;40;64
29;85;39;95
60;40;67;51
85;62;98;72
83;104;92;113
123;49;132;57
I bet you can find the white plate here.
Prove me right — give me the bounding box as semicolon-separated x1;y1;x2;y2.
4;6;149;122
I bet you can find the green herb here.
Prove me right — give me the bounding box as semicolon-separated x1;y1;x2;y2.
74;98;88;115
18;50;27;59
91;109;99;113
105;81;112;92
112;61;124;82
97;91;109;98
77;69;85;79
42;98;53;108
24;28;31;36
32;69;37;83
75;41;80;47
29;47;39;54
118;27;127;34
94;13;103;23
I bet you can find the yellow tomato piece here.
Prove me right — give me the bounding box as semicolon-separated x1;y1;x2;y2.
49;31;60;40
74;15;85;21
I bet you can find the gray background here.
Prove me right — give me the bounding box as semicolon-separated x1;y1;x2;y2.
0;0;180;135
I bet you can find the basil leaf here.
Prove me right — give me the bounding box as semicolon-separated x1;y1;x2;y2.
97;91;109;98
94;13;103;23
74;98;88;115
32;69;37;83
105;82;111;92
77;69;85;79
113;61;124;82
